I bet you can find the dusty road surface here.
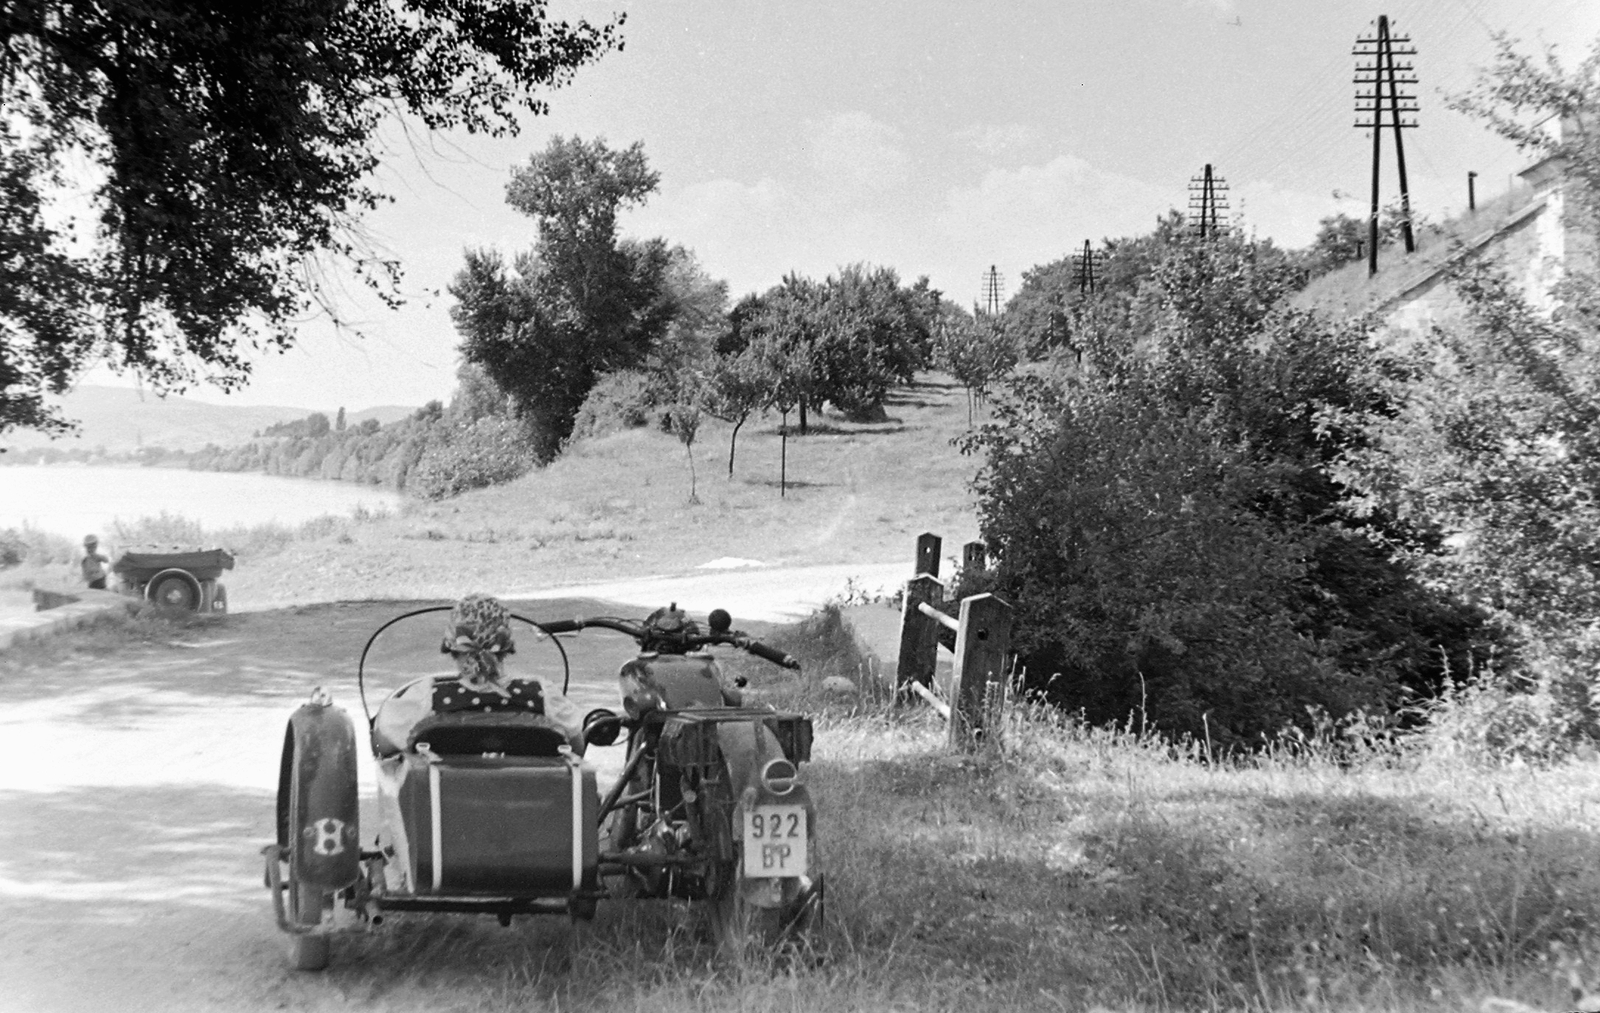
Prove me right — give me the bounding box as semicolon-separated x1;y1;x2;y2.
0;572;888;1013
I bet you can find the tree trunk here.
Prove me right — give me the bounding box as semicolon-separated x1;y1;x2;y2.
686;443;699;504
727;417;745;478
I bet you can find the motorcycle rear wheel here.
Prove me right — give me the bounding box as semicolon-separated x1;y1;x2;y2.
702;762;822;960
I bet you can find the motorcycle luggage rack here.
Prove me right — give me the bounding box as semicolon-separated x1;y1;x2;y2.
656;708;813;768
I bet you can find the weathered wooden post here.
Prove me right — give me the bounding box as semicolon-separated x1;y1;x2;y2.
962;540;986;572
896;574;944;695
915;532;942;578
947;593;1014;752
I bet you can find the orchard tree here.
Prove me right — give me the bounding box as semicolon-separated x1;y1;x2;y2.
702;345;776;477
0;0;621;435
933;305;1018;424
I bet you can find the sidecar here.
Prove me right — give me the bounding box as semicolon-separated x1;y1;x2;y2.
267;686;603;971
265;608;605;971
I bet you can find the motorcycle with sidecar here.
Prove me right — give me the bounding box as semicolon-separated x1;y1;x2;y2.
263;603;822;970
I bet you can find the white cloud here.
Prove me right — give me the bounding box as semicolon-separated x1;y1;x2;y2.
957;123;1044;158
937;155;1176;273
804;111;912;193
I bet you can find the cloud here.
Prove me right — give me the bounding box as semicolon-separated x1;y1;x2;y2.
804;111;912;193
957;123;1044;158
937;155;1176;271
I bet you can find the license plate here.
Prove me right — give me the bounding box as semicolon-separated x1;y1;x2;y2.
743;805;807;878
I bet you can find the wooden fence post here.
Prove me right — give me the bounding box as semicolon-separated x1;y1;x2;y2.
947;593;1014;752
915;532;942;579
962;541;986;572
896;574;944;694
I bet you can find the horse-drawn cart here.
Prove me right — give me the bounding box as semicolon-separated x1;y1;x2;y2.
112;547;234;613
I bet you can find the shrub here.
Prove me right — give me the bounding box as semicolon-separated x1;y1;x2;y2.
569;369;661;440
408;417;536;500
964;234;1495;749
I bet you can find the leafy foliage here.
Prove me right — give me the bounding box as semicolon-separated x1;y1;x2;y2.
965;230;1494;748
451;138;708;461
0;0;620;434
408;417;535;500
724;266;937;428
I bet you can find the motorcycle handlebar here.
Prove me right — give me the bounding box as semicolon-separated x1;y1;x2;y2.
739;638;801;670
538;615;799;670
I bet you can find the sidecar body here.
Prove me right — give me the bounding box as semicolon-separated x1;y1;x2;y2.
268;683;603;970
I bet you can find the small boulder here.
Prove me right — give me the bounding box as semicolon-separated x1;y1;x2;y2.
820;676;859;700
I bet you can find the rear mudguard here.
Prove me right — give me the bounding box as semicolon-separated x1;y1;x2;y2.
713;720;816;837
276;700;361;892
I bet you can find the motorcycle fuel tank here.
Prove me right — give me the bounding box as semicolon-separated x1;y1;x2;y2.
618;653;734;715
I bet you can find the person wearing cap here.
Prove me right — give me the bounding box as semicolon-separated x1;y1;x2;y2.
80;535;110;590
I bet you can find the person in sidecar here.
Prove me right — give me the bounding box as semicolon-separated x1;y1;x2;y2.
371;593;583;755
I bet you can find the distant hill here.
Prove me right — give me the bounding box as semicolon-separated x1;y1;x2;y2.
0;386;417;454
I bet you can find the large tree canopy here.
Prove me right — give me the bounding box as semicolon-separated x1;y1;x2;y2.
452;136;706;461
0;0;621;434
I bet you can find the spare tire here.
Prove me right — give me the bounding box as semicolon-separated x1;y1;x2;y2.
146;568;203;612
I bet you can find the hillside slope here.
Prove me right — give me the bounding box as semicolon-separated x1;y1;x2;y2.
225;376;985;607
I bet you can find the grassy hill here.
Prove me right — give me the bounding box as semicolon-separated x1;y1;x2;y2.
222;376;985;606
0;385;416;454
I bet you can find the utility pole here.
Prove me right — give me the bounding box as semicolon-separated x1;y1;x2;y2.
1073;240;1105;294
1468;170;1477;212
978;265;1005;317
1354;15;1419;276
1186;164;1230;238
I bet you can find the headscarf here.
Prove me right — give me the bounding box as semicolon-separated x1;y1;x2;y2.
442;593;515;696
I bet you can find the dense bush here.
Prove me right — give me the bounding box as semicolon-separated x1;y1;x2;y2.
569;369;661;440
0;525;75;567
407;417;536;500
964;232;1495;749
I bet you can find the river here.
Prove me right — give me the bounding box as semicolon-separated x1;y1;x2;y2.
0;464;406;539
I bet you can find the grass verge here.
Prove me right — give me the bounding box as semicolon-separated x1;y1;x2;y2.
265;606;1600;1013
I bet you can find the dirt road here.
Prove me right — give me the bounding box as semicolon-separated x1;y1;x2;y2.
0;566;899;1013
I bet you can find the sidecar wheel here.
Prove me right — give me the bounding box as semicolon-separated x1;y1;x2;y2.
288;931;330;972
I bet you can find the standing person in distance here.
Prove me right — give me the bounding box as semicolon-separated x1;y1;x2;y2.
80;535;110;590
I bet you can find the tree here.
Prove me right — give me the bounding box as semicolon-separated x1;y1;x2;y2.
723;267;936;432
964;224;1494;747
669;398;704;504
336;407;347;432
451;137;678;460
1305;214;1367;277
933;304;1018;423
0;0;621;435
305;412;331;439
702;344;776;477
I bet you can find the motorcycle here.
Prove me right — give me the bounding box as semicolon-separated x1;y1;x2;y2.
264;602;822;970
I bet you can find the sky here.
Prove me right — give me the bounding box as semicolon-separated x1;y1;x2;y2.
80;0;1600;412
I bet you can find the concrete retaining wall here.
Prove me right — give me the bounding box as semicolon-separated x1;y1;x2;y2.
0;589;140;653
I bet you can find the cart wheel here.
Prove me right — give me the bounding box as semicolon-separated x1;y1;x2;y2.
146;568;202;611
288;929;330;972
